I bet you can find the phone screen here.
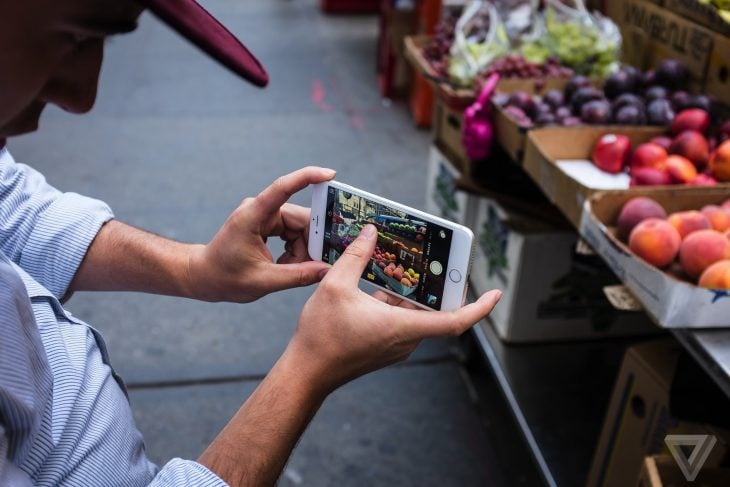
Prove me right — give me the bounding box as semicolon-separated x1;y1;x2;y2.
322;185;454;310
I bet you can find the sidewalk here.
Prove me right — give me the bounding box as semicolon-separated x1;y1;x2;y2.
9;1;507;484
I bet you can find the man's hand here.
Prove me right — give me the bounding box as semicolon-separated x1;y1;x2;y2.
286;223;502;394
186;167;336;303
198;224;501;486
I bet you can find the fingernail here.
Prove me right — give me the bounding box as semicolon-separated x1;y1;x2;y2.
361;224;376;240
317;268;329;280
493;290;503;302
323;168;336;178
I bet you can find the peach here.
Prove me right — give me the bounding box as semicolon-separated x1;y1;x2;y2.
630;167;672;186
709;140;730;182
667;210;711;239
671;108;710;135
630;143;668;171
699;260;730;289
650;136;673;151
665;155;698;184
616;197;667;239
689;173;717;186
629;218;681;268
679;229;730;278
669;130;709;168
723;199;730;211
701;205;730;232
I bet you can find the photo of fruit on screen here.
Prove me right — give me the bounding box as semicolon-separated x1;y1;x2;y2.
322;187;454;310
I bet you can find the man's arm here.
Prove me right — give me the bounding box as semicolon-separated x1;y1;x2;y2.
196;225;502;486
69;167;336;303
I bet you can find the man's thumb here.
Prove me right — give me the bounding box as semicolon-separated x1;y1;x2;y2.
329;224;377;286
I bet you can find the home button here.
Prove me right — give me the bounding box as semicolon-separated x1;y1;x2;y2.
448;269;462;283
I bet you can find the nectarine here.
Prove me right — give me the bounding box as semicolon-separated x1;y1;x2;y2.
667;210;711;239
679;229;730;278
699;260;730;289
701;205;730;232
617;197;667;239
665;155;698;184
709;140;730;182
629;218;681;268
630;143;668;171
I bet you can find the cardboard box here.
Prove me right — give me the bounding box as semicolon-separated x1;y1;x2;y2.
705;31;730;108
588;340;728;487
424;144;470;226
580;188;730;328
665;0;730;38
433;98;468;171
606;0;716;91
640;455;730;487
522;126;665;228
468;195;655;343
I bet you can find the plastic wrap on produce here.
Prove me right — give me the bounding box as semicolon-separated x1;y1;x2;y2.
448;1;509;87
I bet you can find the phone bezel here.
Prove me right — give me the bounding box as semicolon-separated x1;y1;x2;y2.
308;180;473;311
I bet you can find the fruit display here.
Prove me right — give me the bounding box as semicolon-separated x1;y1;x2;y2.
588;108;730;186
420;3;594;90
496;59;715;129
614;196;730;289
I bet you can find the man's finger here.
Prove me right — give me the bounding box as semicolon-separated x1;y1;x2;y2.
257;261;330;293
395;290;502;339
371;290;419;310
325;224;377;287
255;167;336;219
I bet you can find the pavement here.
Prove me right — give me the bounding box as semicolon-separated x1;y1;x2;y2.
9;1;510;485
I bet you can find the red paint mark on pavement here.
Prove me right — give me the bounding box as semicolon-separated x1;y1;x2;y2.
311;80;333;112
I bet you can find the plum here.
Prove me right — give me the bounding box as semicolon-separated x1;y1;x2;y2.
535;102;553;116
644;85;669;101
614;104;647;125
642;69;656;87
671;90;690;111
564;75;592;103
612;93;645;112
507;91;536;117
685;94;713;114
604;69;638;99
554;106;572;122
580;99;612;124
654;59;689;90
543;89;564;110
535;113;556;125
562;116;582;127
646;99;675;126
623;65;643;88
492;92;509;107
503;106;533;127
570;86;604;114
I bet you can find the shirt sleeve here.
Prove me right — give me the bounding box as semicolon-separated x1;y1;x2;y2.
148;458;229;487
0;149;113;299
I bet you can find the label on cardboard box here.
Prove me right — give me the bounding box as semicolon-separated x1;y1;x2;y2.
470;196;653;342
609;0;715;85
424;145;470;226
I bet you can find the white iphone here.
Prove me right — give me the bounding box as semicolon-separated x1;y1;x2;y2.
308;180;474;311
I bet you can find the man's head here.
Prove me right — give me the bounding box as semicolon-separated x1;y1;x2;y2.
0;0;143;142
0;0;267;146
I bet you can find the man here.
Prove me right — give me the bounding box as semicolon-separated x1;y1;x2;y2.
0;0;501;485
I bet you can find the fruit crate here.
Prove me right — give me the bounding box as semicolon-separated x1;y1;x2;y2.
580;187;730;328
522;126;668;228
320;0;379;14
371;262;418;297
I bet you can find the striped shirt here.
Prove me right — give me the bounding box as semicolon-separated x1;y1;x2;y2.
0;148;227;486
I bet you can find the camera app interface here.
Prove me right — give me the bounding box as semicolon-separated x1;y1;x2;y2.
322;186;454;310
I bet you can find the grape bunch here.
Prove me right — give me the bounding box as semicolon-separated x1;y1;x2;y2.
476;54;572;83
422;13;459;79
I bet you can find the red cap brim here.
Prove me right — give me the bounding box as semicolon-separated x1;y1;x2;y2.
139;0;269;87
